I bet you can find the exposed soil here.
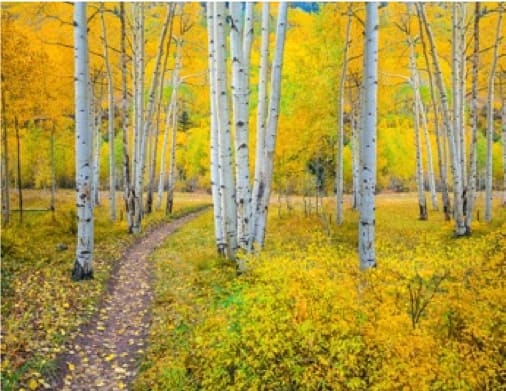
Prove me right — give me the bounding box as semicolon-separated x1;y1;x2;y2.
49;210;206;391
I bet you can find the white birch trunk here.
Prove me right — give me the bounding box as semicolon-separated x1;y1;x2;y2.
359;2;379;270
214;2;238;260
119;3;133;232
132;3;145;233
230;2;251;249
250;2;270;249
93;107;102;206
166;76;178;215
485;5;503;222
419;3;466;236
100;4;116;221
466;3;480;231
146;5;173;214
351;102;359;210
408;35;428;220
336;6;352;224
206;3;225;254
459;4;467;188
253;3;288;248
73;2;93;280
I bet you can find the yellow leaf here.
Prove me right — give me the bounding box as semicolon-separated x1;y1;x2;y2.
67;362;75;371
105;354;116;362
28;379;38;390
118;382;125;389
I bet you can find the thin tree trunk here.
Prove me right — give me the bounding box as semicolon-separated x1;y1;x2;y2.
206;2;225;254
418;3;466;236
50;120;56;211
148;5;175;214
214;2;238;260
250;2;270;250
336;6;352;224
418;6;450;220
485;4;503;222
93;106;102;206
230;2;251;249
119;3;133;232
100;3;116;221
466;3;480;231
15;117;22;224
351;99;359;210
166;82;178;215
1;104;9;225
359;2;379;270
459;4;467;188
72;2;93;280
253;3;288;249
408;34;428;220
132;3;145;233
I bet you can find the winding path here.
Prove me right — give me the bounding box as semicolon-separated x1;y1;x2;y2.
50;210;206;391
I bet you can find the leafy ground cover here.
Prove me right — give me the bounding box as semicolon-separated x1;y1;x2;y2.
135;193;505;390
1;190;211;391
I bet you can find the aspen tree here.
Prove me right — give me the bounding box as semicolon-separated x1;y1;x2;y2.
72;2;94;280
99;3;116;220
1;102;9;225
418;10;450;219
132;2;145;233
206;2;225;254
466;3;480;231
93;105;102;206
119;3;134;232
418;3;466;236
148;5;174;213
230;2;251;248
253;3;288;248
214;2;238;259
142;4;173;213
502;73;506;207
359;2;379;269
250;2;270;249
336;5;352;225
485;4;503;222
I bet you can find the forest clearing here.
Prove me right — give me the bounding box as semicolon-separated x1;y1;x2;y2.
2;1;506;390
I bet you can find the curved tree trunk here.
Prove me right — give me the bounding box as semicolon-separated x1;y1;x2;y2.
253;3;288;249
72;2;94;280
359;2;379;270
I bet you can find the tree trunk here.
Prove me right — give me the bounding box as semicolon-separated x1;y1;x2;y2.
132;3;145;234
459;4;467;188
351;101;359;210
230;2;251;249
418;6;450;220
206;3;225;254
502;76;506;207
100;4;116;221
466;3;480;232
15;117;22;224
214;2;238;260
336;6;352;224
418;3;466;236
142;4;173;213
485;5;503;222
148;5;174;214
50;120;56;212
250;2;270;250
72;2;93;280
166;77;178;215
119;3;133;232
252;3;288;248
1;104;9;225
359;2;379;270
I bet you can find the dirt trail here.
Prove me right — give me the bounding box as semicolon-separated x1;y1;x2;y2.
50;210;206;391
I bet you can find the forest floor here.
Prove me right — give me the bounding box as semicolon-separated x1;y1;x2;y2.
49;209;208;391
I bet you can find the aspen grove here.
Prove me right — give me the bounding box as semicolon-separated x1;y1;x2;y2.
1;2;505;390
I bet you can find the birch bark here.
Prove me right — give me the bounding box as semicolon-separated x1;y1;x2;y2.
72;2;94;280
359;2;379;270
253;3;288;248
